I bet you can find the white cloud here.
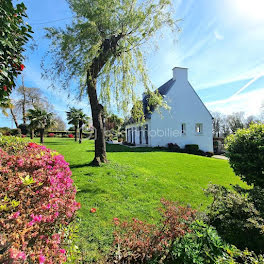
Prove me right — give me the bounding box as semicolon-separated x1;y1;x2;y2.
206;88;264;116
214;30;224;40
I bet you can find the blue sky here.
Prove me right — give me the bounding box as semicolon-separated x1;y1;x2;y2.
1;0;264;128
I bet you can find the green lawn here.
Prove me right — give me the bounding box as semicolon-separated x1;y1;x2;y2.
36;138;246;261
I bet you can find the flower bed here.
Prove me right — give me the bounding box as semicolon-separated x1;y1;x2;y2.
0;140;80;263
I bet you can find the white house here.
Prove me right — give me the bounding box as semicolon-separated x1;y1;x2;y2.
125;67;213;152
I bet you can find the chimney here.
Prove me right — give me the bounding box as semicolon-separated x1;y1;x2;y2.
172;67;188;81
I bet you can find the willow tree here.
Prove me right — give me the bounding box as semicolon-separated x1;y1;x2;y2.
44;0;175;165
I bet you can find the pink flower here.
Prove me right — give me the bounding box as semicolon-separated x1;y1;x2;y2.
17;251;26;260
17;159;24;167
59;249;66;254
38;254;45;264
9;211;20;219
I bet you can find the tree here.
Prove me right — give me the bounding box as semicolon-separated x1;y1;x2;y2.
50;115;66;131
226;112;245;133
105;113;123;131
66;107;80;142
27;108;55;143
78;111;90;144
10;84;53;126
44;0;175;165
244;115;261;128
212;112;223;138
0;1;33;104
226;123;264;188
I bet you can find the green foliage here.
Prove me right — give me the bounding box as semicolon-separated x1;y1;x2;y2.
171;221;227;264
0;0;33;103
185;144;199;154
0;135;28;154
36;138;245;261
27;108;55;130
44;0;176;113
225;123;264;187
216;247;264;264
205;184;264;254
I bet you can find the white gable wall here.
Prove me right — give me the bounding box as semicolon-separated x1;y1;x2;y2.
149;68;213;152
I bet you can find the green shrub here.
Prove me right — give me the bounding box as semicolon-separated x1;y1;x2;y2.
0;127;11;136
225;123;264;187
170;220;227;264
216;247;264;264
168;143;181;152
205;184;264;254
10;128;21;136
0;136;29;155
185;144;199;154
18;124;29;135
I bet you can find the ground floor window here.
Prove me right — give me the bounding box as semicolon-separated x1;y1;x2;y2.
195;123;203;134
139;126;142;144
145;124;148;145
182;123;186;135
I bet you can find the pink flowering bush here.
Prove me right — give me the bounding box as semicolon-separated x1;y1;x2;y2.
48;133;55;137
68;134;74;138
0;141;80;263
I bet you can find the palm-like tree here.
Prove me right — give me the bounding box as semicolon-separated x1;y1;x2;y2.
78;112;90;144
27;108;55;143
66;107;80;142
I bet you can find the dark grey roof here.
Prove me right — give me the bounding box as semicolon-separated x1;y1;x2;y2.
143;78;175;119
124;78;175;125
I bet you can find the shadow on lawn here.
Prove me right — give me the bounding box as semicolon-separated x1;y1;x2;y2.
77;186;106;195
106;143;168;153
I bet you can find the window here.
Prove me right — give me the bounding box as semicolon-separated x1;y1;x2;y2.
195;123;203;134
181;123;186;135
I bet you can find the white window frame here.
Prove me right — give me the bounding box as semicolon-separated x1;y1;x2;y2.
195;123;203;134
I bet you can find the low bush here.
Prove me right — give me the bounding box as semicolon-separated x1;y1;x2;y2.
205;184;264;254
216;247;264;264
184;144;199;154
168;143;181;152
68;134;74;138
0;141;80;263
170;220;227;264
107;199;196;263
205;151;214;157
0;136;29;154
0;127;11;136
10;128;21;136
225;123;264;188
48;132;55;137
18;124;29;135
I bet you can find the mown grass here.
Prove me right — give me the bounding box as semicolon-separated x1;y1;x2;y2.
36;137;246;262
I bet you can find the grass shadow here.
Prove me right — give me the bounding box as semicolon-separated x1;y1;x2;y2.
106;144;168;153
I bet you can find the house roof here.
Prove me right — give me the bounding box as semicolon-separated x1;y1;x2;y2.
143;78;175;119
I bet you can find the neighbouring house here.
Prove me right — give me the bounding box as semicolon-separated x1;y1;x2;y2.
125;67;214;152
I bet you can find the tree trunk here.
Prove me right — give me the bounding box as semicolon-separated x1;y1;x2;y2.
10;108;19;128
79;122;83;144
40;129;44;144
87;78;107;166
22;76;26;125
74;125;78;142
30;129;34;139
